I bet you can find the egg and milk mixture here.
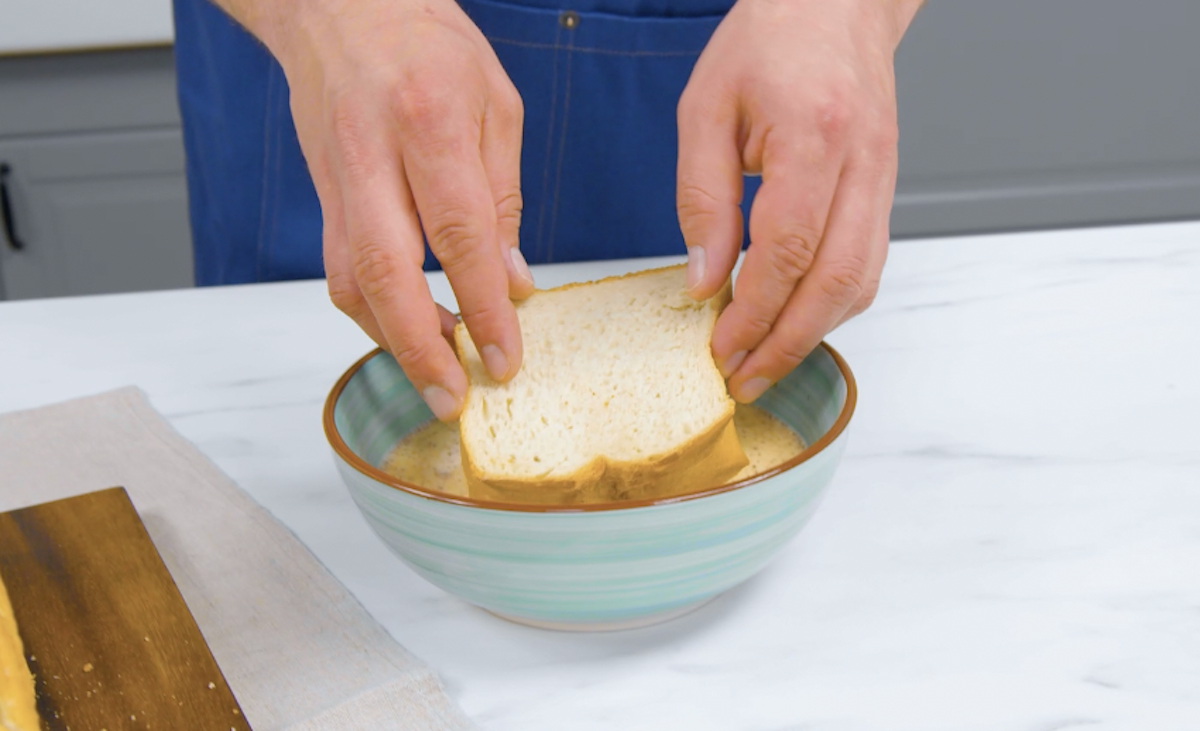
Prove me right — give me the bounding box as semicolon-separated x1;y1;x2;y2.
382;404;805;499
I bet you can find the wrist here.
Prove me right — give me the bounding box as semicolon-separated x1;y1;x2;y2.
248;0;325;70
886;0;925;48
211;0;359;71
205;0;299;61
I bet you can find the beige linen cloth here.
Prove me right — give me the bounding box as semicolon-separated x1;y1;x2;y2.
0;387;477;731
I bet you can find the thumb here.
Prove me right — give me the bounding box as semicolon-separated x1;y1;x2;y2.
676;86;744;300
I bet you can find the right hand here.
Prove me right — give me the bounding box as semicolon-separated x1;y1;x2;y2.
264;0;534;420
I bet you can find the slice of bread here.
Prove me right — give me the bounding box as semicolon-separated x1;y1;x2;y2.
454;264;747;505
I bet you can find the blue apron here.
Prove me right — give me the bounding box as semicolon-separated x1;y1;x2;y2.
173;0;759;285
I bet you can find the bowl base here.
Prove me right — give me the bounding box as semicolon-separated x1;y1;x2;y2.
486;594;719;632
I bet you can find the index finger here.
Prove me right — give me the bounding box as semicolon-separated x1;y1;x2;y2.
726;156;886;402
710;135;841;377
333;114;468;421
404;123;523;385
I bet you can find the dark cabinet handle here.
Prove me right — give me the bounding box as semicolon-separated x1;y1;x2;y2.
0;163;24;252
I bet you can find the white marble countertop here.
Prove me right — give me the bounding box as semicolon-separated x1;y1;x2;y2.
2;221;1198;729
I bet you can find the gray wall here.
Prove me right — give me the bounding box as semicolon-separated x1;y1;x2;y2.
892;0;1200;237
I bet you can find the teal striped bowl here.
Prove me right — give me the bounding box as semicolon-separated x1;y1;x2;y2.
324;344;856;631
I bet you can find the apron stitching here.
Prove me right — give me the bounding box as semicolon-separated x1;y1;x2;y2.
488;36;703;57
267;85;287;278
254;63;278;282
193;11;229;284
546;35;575;261
533;23;564;260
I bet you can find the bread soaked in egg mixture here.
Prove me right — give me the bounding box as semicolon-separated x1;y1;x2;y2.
381;404;805;499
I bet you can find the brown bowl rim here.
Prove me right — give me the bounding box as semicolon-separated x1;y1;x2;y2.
323;342;857;514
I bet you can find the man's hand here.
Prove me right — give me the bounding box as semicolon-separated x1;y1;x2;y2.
226;0;534;420
678;0;921;402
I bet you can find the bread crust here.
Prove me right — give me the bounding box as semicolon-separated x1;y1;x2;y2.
455;264;746;506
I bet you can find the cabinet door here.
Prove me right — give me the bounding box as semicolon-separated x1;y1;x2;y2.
893;0;1200;237
0;129;193;300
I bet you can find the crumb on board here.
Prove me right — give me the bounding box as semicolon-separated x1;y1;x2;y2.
208;681;216;689
83;662;94;672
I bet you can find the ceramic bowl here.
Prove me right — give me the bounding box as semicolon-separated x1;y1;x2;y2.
324;343;856;631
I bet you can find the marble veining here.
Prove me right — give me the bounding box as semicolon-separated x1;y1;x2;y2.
1;223;1198;730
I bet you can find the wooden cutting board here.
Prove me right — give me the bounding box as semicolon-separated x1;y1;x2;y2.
0;487;251;731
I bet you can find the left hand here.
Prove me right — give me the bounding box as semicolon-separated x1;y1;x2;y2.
678;0;919;402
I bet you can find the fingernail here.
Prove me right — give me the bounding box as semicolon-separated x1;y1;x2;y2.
736;377;772;403
686;246;706;293
422;385;461;421
480;344;510;381
510;247;534;286
720;350;747;379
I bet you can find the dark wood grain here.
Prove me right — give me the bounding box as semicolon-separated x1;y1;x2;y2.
0;487;251;731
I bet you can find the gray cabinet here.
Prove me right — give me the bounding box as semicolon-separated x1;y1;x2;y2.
893;0;1200;237
0;48;192;301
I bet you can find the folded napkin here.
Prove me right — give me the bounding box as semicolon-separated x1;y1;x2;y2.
0;388;476;731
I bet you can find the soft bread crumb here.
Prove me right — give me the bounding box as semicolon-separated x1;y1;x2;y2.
454;265;746;502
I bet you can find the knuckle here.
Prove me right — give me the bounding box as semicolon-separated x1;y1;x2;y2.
744;308;777;340
327;272;365;315
847;276;880;318
813;92;854;141
759;321;814;373
819;256;870;308
391;82;452;133
495;190;523;230
677;181;722;213
767;224;821;280
460;296;509;332
676;182;724;234
858;275;881;309
493;81;524;127
425;210;487;268
352;239;403;302
773;336;814;370
391;335;438;374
